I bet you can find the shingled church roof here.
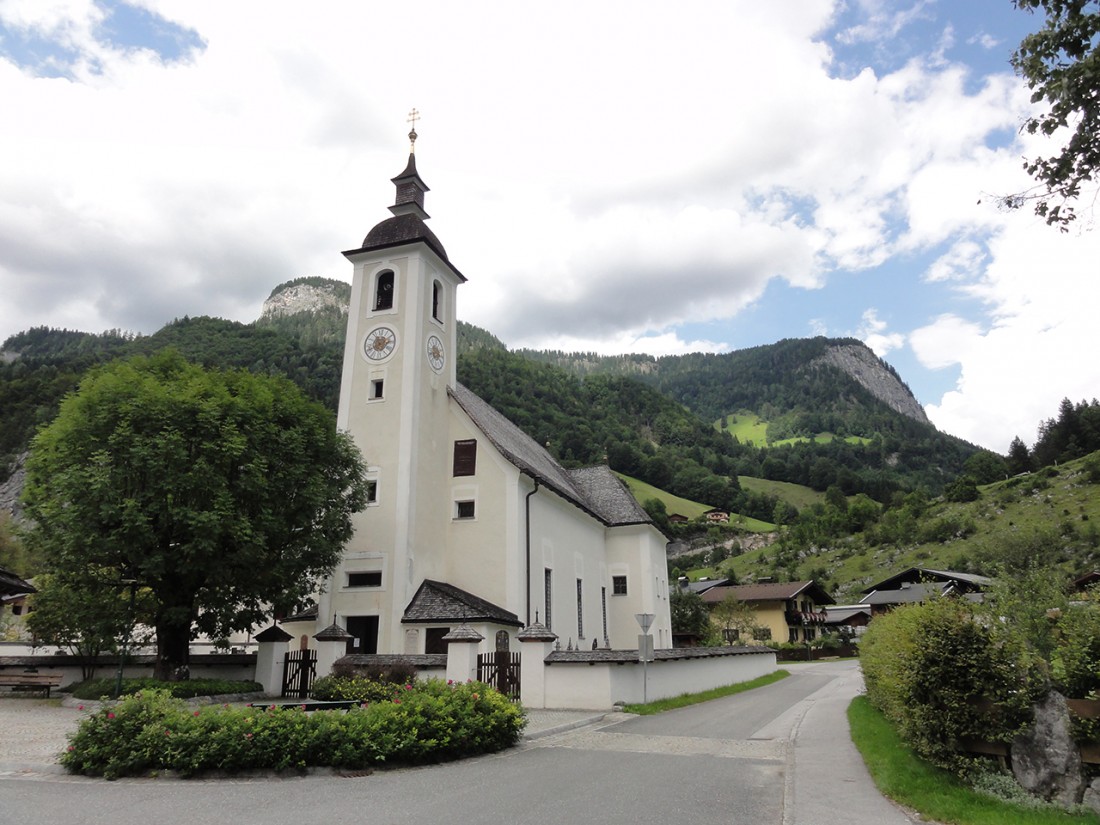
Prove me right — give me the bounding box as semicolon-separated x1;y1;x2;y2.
449;383;653;527
402;579;522;627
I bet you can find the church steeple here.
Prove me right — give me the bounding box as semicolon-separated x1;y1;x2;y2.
388;108;429;220
388;152;430;221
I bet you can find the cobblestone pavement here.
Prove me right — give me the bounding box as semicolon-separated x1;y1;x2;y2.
0;696;605;776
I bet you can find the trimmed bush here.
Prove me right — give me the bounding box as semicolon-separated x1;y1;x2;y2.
70;677;261;701
62;680;525;779
861;598;1037;773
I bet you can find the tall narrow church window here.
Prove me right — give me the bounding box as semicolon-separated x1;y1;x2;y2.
365;480;378;504
432;280;442;322
544;569;553;630
576;578;584;640
370;379;384;400
453;439;477;476
374;270;394;311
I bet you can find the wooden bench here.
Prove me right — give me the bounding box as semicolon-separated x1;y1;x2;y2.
0;672;63;698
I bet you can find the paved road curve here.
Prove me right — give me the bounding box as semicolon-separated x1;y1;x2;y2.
0;661;914;825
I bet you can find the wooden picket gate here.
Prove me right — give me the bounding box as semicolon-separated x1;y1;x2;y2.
281;649;317;699
477;651;521;702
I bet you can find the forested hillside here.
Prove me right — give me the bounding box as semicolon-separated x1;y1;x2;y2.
1;279;984;522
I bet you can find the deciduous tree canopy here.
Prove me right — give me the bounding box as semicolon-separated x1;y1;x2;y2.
22;350;368;680
1010;0;1100;227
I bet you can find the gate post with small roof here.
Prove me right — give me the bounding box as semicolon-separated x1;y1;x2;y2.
443;624;484;684
518;620;557;709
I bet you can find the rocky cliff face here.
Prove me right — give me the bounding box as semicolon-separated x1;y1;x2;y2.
260;282;348;319
813;344;930;425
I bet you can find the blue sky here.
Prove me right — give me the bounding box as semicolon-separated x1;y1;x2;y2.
0;1;1097;453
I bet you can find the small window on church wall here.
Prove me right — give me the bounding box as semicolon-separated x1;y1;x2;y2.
432;280;442;322
455;500;475;519
425;627;450;654
347;571;382;588
612;575;628;596
365;480;378;504
453;440;477;476
576;578;584;639
544;569;553;630
370;379;384;400
374;270;394;311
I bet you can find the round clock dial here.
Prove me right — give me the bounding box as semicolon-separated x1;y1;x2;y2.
363;326;397;361
426;334;445;372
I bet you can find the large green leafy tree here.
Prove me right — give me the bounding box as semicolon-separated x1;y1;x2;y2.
21;350;368;680
1010;0;1100;228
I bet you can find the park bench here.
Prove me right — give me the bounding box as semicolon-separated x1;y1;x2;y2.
248;699;361;712
0;671;63;698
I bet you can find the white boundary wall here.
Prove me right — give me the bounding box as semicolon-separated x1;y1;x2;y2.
539;650;777;709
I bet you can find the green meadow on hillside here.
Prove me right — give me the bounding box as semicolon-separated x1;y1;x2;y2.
715;410;871;448
715;454;1100;600
615;473;776;532
738;476;827;512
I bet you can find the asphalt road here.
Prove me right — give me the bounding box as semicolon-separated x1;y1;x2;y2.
0;661;914;825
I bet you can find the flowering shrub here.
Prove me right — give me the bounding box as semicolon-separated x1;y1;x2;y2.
61;680;525;779
310;673;405;704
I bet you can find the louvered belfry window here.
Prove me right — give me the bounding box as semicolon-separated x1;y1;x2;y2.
453;439;477;476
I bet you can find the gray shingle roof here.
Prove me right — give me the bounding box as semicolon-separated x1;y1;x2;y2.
700;581;835;606
402;579;522;627
0;566;34;598
449;383;654;528
861;567;992;595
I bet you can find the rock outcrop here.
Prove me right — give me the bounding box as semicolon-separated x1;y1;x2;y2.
260;281;348;319
1011;691;1085;807
812;344;930;425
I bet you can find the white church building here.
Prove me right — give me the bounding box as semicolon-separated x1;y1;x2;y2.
311;138;673;664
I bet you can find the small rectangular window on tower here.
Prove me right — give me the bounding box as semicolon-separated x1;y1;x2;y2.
365;480;378;504
347;571;382;588
612;575;628;596
455;500;476;519
453;439;477;476
370;379;384;400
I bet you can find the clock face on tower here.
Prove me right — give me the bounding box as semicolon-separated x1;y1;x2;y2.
426;334;445;372
363;326;397;361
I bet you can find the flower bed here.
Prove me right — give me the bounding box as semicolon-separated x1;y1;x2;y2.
62;680;525;779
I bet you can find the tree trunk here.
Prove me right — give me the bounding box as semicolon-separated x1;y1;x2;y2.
154;615;192;682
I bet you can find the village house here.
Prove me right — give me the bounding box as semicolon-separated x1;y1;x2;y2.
701;580;834;644
861;567;991;617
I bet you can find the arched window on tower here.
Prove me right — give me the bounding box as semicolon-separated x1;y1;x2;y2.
374;270;394;311
432;280;442;322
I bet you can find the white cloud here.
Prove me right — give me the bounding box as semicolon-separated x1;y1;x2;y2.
858;308;905;356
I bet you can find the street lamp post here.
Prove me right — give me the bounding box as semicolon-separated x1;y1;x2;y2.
113;573;138;699
635;613;655;705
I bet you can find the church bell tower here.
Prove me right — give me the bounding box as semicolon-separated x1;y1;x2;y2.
322;114;467;655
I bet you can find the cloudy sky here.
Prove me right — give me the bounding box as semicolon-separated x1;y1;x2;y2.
1;0;1096;454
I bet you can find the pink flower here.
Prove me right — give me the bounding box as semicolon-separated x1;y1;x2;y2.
301;704;307;711
394;699;401;704
223;703;230;709
404;684;413;690
447;679;453;685
269;704;276;710
360;702;369;709
107;712;115;720
244;733;253;740
472;693;480;700
67;746;74;752
165;730;171;736
193;711;200;717
77;705;84;711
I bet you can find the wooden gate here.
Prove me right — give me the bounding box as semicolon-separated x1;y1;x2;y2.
477;651;521;702
281;649;317;699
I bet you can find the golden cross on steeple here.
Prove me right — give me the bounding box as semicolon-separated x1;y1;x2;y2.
407;108;420;152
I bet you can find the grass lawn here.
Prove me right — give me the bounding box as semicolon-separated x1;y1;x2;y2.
739;475;827;511
848;696;1100;825
621;670;788;715
615;472;711;519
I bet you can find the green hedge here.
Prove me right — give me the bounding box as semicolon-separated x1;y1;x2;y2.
62;681;526;779
70;677;262;700
860;598;1036;773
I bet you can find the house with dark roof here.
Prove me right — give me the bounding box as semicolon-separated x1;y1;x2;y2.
312;140;672;664
701;580;834;644
860;567;992;616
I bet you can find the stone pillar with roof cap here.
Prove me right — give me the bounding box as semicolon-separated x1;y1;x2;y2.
254;624;293;696
518;620;557;709
314;621;353;678
443;624;484;684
